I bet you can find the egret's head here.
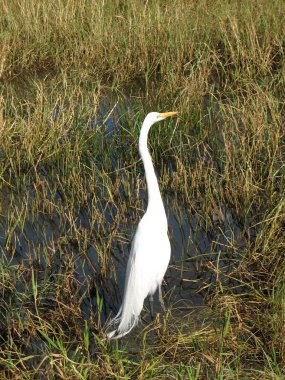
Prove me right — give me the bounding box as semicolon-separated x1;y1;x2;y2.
139;111;178;151
145;111;178;125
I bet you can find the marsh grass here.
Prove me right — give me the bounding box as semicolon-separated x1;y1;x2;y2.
0;0;285;378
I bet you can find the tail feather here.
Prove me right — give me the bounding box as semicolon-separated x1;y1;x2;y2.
105;230;150;339
105;306;141;339
105;261;145;339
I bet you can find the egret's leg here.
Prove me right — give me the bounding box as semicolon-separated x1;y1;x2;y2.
158;285;166;312
149;294;154;318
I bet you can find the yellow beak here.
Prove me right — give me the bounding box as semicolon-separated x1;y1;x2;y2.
158;111;178;119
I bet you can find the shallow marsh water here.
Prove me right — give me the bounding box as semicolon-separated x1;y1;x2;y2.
0;95;248;338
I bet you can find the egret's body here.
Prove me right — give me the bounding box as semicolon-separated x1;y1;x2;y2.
106;112;177;339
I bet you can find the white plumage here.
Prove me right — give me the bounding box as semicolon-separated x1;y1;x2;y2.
106;111;177;339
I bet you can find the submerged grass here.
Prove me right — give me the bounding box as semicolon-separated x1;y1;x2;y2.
0;0;285;378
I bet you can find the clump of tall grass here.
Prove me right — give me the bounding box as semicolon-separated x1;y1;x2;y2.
0;0;284;88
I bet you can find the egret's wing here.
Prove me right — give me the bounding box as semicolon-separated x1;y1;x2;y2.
105;217;170;339
124;218;170;300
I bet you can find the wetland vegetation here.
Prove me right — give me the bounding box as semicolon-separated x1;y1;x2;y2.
0;0;284;378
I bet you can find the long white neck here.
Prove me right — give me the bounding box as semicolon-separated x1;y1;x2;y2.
139;118;166;221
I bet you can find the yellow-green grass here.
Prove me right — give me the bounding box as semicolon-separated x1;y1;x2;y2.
0;0;284;378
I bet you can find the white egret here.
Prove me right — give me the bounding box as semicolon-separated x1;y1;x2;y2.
106;111;177;339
